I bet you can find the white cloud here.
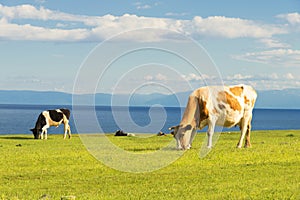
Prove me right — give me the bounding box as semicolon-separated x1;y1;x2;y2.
233;49;300;67
181;73;201;81
134;2;155;10
137;4;151;10
259;38;290;48
0;18;89;41
155;73;167;81
269;73;279;79
276;13;300;33
189;16;287;39
0;4;57;21
181;73;213;81
56;23;67;28
224;73;300;90
144;75;153;81
34;0;46;4
277;12;300;25
143;73;167;81
284;73;294;80
0;4;290;42
0;4;102;26
134;2;160;10
165;12;189;17
226;74;253;80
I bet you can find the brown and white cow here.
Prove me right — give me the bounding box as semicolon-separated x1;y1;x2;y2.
31;108;71;139
169;84;257;150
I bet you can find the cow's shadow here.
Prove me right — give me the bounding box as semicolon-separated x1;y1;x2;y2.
0;136;33;140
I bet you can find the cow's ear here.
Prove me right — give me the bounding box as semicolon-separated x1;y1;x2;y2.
30;128;34;132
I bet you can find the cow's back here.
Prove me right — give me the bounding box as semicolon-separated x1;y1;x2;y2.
194;84;257;129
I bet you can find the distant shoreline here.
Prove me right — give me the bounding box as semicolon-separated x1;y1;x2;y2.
0;103;300;110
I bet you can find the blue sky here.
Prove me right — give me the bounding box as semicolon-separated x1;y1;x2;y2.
0;0;300;94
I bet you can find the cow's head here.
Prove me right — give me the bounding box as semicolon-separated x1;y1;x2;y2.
30;128;41;139
169;125;193;150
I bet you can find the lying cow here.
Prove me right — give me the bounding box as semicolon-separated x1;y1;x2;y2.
30;108;71;139
114;130;135;137
169;84;257;150
115;130;128;136
157;131;166;136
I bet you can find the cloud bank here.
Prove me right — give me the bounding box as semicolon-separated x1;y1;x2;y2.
233;49;300;67
0;4;292;42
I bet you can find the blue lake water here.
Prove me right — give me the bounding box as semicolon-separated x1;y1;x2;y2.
0;104;299;135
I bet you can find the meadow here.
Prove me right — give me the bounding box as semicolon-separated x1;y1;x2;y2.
0;130;299;200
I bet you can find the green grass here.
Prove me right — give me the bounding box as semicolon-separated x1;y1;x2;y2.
0;130;299;199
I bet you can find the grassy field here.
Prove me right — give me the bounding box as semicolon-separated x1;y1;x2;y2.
0;130;299;200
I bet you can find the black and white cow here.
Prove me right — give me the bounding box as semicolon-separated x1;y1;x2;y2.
30;108;71;139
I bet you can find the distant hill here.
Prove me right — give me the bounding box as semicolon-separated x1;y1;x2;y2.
0;90;72;105
0;89;300;109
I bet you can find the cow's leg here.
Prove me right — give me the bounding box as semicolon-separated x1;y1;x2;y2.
41;125;49;140
187;129;197;149
41;129;47;139
44;129;48;140
67;124;71;139
63;121;67;139
63;124;67;139
176;138;183;150
244;116;252;148
207;120;216;148
237;115;251;148
40;130;44;140
63;122;71;139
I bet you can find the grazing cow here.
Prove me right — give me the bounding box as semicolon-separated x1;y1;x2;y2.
30;108;71;139
169;84;257;150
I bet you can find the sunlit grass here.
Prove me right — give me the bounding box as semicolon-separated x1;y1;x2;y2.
0;130;299;199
